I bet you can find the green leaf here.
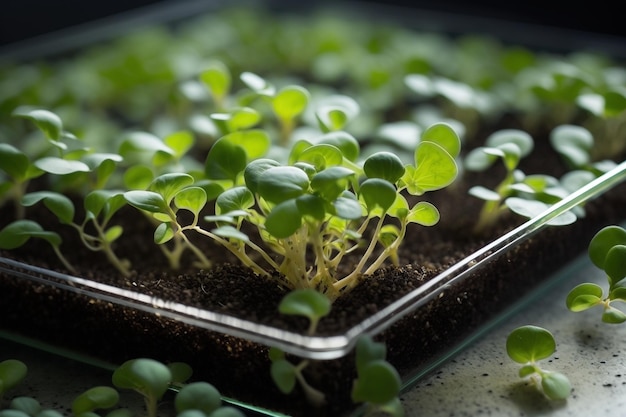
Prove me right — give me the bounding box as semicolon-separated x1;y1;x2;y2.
257;166;310;204
407;201;440;226
272;85;310;120
605;245;626;283
0;144;31;180
541;372;571;400
310;166;355;201
72;386;120;415
468;185;500;201
215;186;254;214
566;283;603;311
265;199;302;238
589;225;626;270
270;359;296;394
351;361;401;405
163;131;194;159
13;108;63;140
421;122;461;158
111;358;171;401
296;194;326;221
205;137;247;182
211;225;250;242
175;382;221;415
549;124;593;167
200;61;231;102
175;187;207;216
84;190;125;220
506;325;556;364
240;71;275;96
0;220;60;249
295;144;343;171
10;397;40;416
154;222;175;244
168;362;193;385
359;178;397;213
486;129;534;158
124;190;168;214
315;95;359;131
333;191;363;220
602;306;626;324
0;359;27;393
22;191;75;224
104;225;123;243
148;173;194;205
243;159;281;194
355;335;386;374
119;131;174;158
406;141;457;195
316;131;360;162
278;289;331;321
34;157;90;175
220;129;270;160
505;197;577;226
363;152;405;183
123;165;154;190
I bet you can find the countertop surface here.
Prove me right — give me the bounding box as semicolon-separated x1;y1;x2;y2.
1;252;625;417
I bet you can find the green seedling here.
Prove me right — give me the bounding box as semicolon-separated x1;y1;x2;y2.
112;358;171;417
0;359;27;404
0;220;76;273
566;225;626;323
506;325;571;401
175;381;245;417
125;122;458;298
72;386;120;417
269;289;330;406
465;128;576;234
21;190;130;276
351;335;403;417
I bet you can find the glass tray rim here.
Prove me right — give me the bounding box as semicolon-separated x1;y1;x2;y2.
2;161;625;360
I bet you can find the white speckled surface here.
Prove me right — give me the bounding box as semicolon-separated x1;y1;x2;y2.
399;255;626;417
1;252;625;417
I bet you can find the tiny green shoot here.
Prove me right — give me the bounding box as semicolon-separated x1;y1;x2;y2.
566;225;626;323
506;325;571;400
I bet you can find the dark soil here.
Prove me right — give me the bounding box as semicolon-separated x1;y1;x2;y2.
1;131;625;416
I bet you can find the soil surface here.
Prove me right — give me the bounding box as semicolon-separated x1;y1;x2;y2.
1;130;625;417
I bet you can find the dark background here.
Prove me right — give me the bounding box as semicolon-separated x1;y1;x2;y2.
1;0;624;48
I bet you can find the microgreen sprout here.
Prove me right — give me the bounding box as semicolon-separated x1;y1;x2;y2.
72;386;120;417
0;359;27;404
269;289;330;406
465;128;576;234
112;358;171;417
506;325;571;401
123;120;459;298
566;225;626;323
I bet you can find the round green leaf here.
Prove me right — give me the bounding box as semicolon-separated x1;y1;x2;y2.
174;187;207;216
549;124;593;167
296;194;326;221
351;360;401;405
506;325;556;364
175;382;221;415
541;372;571;400
216;186;254;214
270;359;296;394
149;172;194;204
411;141;458;193
566;283;603;311
111;358;171;401
605;245;626;283
0;144;30;180
316;131;360;162
154;222;174;244
272;85;310;120
0;359;27;392
200;61;231;101
486;129;534;158
363;152;405;183
264;199;302;238
278;289;331;321
602;306;626;324
310;166;355;201
220;129;270;159
257;166;310;204
243;158;281;194
295;143;343;170
124;190;168;214
72;386;119;415
332;191;363;220
205;138;247;182
407;201;440;226
421;122;461;158
359;178;397;213
589;226;626;270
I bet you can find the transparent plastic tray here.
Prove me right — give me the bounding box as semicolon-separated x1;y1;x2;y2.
2;160;625;361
